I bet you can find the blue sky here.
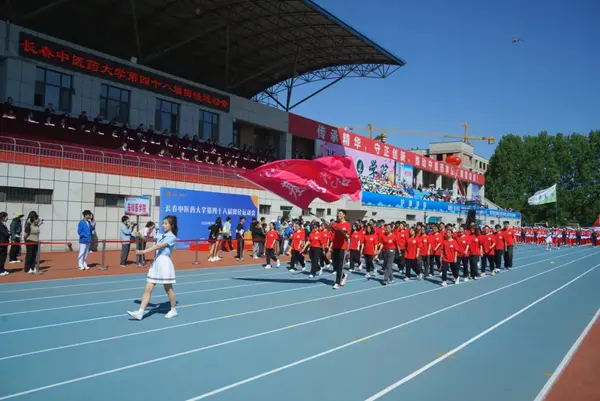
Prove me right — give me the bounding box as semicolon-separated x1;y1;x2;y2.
291;0;600;158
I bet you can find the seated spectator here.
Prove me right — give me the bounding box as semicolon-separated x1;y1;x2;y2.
2;97;15;118
120;142;128;151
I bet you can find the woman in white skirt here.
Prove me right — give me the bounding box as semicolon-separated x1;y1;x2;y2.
127;216;178;320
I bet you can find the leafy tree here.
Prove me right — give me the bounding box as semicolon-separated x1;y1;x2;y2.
486;130;600;226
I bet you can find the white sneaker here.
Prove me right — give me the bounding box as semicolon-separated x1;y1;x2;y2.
404;277;410;282
308;274;314;278
276;260;281;268
365;272;371;279
208;257;214;262
418;273;423;280
79;266;84;271
127;310;144;320
264;264;272;269
441;281;447;287
0;271;9;276
491;272;496;276
464;277;470;282
317;268;322;276
358;264;363;271
165;309;178;319
326;264;332;269
301;265;307;272
341;274;348;286
454;277;460;284
84;265;90;270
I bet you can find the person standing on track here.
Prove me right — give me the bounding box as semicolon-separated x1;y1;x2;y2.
128;216;178;321
404;227;422;281
363;224;380;279
319;224;332;270
264;222;280;269
468;226;481;280
457;226;471;281
380;223;400;285
289;222;306;272
441;228;460;287
430;224;443;274
305;221;323;277
418;225;432;278
502;221;516;269
330;210;351;289
348;223;364;272
235;216;246;261
480;226;496;276
0;212;9;276
493;224;505;273
77;210;93;271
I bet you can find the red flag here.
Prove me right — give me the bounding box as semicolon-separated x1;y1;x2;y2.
238;156;361;209
593;215;600;227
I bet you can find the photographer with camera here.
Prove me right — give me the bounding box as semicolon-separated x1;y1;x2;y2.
120;215;137;267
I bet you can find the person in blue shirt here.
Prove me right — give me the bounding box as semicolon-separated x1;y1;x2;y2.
119;216;137;267
128;216;179;321
77;210;93;270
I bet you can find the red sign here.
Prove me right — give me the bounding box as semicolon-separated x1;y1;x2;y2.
19;33;230;113
288;113;485;186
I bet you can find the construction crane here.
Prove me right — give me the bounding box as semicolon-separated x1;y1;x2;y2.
340;122;495;145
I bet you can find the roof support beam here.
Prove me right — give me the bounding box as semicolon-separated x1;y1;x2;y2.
129;0;143;60
18;0;71;22
288;74;344;111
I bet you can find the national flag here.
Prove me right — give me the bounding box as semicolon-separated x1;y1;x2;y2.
238;156;361;209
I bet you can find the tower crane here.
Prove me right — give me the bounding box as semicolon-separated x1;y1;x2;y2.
340;122;494;145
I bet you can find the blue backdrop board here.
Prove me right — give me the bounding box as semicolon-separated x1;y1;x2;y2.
361;192;521;220
159;188;258;245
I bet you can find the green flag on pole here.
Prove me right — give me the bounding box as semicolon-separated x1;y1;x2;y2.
528;184;557;205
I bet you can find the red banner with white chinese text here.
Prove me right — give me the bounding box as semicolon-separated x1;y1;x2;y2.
288;113;485;186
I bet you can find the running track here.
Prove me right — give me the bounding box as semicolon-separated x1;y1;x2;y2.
0;245;598;401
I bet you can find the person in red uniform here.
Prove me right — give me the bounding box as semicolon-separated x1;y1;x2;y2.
501;221;516;270
304;222;323;277
380;224;400;285
418;225;432;278
479;226;496;276
289;222;306;272
404;227;422;280
431;225;443;273
264;222;280;269
362;224;381;279
469;226;481;280
319;224;332;270
457;226;471;281
441;228;459;287
348;223;364;272
395;222;408;274
330;210;351;289
494;224;505;272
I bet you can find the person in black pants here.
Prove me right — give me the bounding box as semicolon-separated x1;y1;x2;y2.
503;221;516;269
331;210;351;289
469;227;482;280
9;213;23;263
319;225;331;269
0;212;9;276
440;228;459;286
457;227;471;281
494;225;505;272
480;226;496;276
235;217;246;261
305;222;323;277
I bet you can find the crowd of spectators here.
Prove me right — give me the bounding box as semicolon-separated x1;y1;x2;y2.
2;98;276;169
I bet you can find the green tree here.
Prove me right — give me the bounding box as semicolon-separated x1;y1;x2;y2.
486;130;600;226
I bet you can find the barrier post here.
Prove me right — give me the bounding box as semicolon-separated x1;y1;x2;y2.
192;239;200;265
34;239;43;275
99;240;108;270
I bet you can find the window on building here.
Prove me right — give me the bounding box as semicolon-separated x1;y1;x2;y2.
155;196;160;207
0;187;53;204
316;208;325;218
34;67;72;112
301;208;312;216
155;98;179;134
406;214;416;221
199;109;219;141
100;84;130;123
279;205;292;220
259;204;271;215
94;193;127;208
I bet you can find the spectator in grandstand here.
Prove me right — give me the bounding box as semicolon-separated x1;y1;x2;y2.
77;210;93;270
235;216;246;261
119;216;137;267
9;213;24;264
23;211;42;274
0;212;9;276
2;97;15;118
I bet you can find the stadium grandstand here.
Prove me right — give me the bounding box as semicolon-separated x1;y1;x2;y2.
0;0;519;254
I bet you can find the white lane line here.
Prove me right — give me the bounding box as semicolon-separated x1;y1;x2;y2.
532;307;600;401
0;269;297;304
184;259;600;401
0;253;593;400
0;250;572;333
0;279;374;361
0;249;567;315
0;265;271;293
363;266;600;401
0;247;543;292
0;260;275;287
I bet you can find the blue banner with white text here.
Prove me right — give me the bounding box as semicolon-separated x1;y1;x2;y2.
361;191;521;220
159;188;258;245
